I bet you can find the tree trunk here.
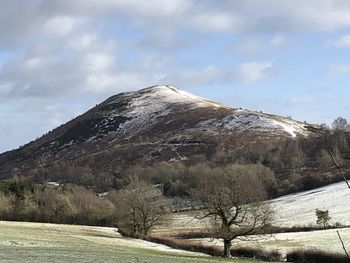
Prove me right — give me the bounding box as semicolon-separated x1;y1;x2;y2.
223;239;232;258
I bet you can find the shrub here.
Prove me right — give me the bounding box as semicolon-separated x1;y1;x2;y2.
231;247;282;262
144;235;222;256
286;250;350;263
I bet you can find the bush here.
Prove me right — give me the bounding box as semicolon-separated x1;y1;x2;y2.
144;235;222;256
231;247;282;262
286;250;350;263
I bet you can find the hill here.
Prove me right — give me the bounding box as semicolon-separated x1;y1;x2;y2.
0;85;321;181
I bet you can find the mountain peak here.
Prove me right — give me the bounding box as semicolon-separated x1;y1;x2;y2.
131;85;228;109
140;85;179;93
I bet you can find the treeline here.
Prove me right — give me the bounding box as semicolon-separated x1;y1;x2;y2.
117;129;350;198
210;129;350;195
29;127;350;199
0;181;115;226
0;163;274;228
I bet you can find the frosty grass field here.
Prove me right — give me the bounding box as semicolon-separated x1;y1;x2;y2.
0;221;264;263
159;181;350;256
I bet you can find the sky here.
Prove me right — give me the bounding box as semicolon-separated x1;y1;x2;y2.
1;0;350;153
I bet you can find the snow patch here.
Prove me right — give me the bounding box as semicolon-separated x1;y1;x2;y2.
114;85;229;136
270;181;350;227
198;110;309;138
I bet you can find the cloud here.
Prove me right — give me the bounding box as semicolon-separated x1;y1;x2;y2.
83;52;114;73
42;16;81;36
2;0;350;51
190;12;241;32
160;62;273;87
236;61;273;83
66;33;97;50
332;34;350;48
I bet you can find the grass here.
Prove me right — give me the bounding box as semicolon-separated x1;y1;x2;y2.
0;221;266;263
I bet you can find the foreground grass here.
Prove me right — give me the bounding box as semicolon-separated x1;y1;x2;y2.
0;221;264;263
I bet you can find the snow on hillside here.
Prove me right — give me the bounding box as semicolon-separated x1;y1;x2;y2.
111;85;313;138
198;110;310;138
80;85;317;140
113;85;229;135
270;181;350;227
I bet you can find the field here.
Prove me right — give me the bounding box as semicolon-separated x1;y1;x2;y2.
0;221;266;263
197;227;350;257
270;181;350;227
157;181;350;234
155;181;350;258
1;182;349;262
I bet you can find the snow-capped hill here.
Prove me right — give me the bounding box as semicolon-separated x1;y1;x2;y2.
134;85;228;109
101;85;229;137
96;85;313;139
0;85;321;178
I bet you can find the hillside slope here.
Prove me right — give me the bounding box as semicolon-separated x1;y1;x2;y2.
0;85;321;179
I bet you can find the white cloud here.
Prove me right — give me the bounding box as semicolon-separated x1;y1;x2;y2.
110;0;191;18
190;12;241;32
85;72;153;92
42;16;80;36
67;33;97;50
332;34;350;48
83;53;114;73
236;61;273;83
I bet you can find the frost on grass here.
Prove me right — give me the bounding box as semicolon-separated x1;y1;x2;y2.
270;181;350;227
165;181;350;232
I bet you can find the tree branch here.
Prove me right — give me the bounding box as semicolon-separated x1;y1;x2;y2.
328;149;350;189
337;230;350;259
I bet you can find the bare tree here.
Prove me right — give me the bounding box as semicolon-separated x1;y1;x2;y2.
337;231;350;259
328;150;350;189
193;170;273;258
114;177;165;237
332;117;349;131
